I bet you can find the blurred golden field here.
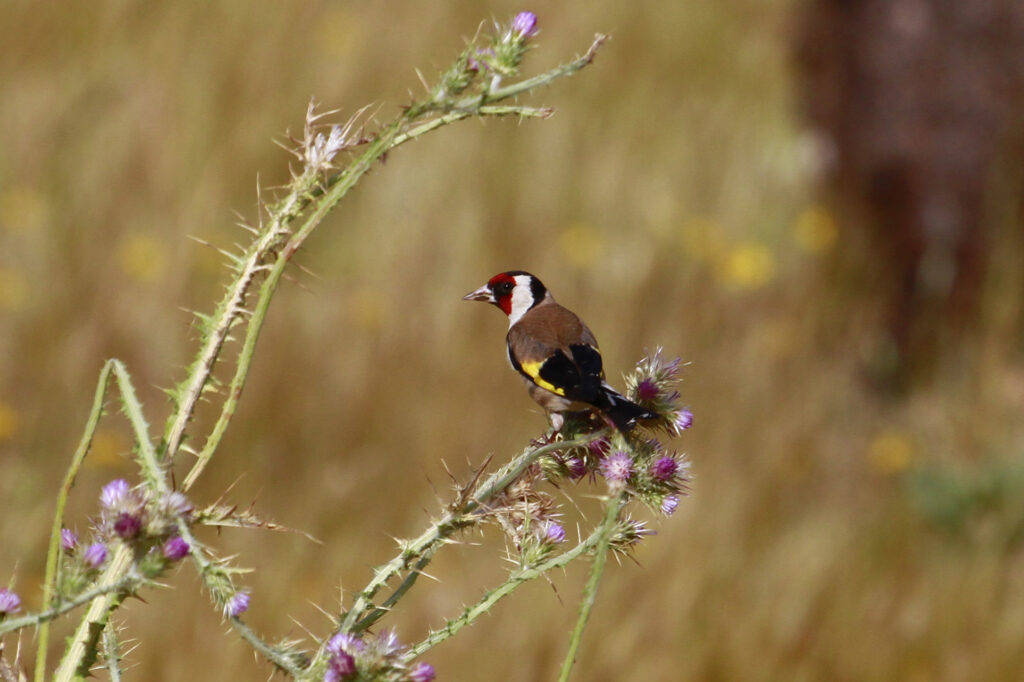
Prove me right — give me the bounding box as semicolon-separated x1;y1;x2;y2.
3;1;1024;680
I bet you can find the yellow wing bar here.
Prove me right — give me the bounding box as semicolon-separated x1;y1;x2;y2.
518;359;566;396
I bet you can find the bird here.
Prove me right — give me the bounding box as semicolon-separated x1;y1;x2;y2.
463;270;656;432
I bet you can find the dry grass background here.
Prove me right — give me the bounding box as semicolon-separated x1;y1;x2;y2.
2;0;1024;680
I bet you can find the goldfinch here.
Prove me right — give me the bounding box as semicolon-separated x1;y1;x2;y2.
464;271;656;431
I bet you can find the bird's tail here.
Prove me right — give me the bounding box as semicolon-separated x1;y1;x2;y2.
599;386;657;432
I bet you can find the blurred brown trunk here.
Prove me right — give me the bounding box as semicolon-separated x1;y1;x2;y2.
795;0;1024;388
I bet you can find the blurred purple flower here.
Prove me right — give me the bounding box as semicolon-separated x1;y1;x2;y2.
650;456;679;482
587;437;610;456
162;536;190;561
328;633;364;656
600;451;634;483
163;491;193;517
113;512;142;540
84;542;108;568
409;662;436;682
374;628;402;656
565;456;586;480
100;479;131;510
0;588;20;615
225;590;250;617
61;528;79;552
661;495;679;516
511;11;538;39
325;650;355;681
636;378;659;402
544;521;566;544
671;408;693;435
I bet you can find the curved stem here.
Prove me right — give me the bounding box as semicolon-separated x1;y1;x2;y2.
557;491;626;682
408;523;606;658
34;360;115;681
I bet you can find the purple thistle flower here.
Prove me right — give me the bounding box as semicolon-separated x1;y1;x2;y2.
511;11;538;39
636;378;660;402
661;495;679;516
0;587;21;615
113;512;142;540
565;457;586;480
325;650;356;681
544;521;566;544
162;536;190;561
587;437;610;456
61;528;79;552
84;542;108;568
600;451;634;483
328;633;365;656
225;590;250;617
163;491;193;517
671;408;693;435
650;456;679;482
410;662;436;682
100;479;131;510
374;628;402;657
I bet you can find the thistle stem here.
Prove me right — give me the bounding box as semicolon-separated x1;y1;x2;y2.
557;492;626;682
408;522;607;658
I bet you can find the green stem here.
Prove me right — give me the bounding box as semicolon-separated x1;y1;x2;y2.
180;37;605;489
48;361;158;681
35;360;115;681
109;361;163;493
342;437;590;634
557;492;626;682
408;522;607;658
230;616;306;675
171;520;305;677
53;544;133;682
1;570;141;636
101;625;123;682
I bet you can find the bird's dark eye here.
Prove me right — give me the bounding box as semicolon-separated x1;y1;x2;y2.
494;281;513;296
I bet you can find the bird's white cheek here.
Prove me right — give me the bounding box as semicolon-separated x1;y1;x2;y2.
506;287;532;327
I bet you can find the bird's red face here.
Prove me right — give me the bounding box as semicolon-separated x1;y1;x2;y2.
463;271;547;324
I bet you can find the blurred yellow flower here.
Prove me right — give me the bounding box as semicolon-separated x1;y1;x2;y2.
117;233;166;283
867;429;914;475
794;205;838;254
558;222;604;268
718;241;776;290
0;184;49;233
0;268;28;311
87;428;130;469
0;401;19;441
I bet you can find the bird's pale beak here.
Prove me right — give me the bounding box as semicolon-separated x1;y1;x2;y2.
462;285;494;303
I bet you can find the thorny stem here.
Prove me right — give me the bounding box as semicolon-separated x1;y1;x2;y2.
175;521;306;677
231;617;306;676
1;568;143;636
53;545;133;682
35;360;161;680
557;492;627;682
19;28;610;681
101;627;123;682
341;437;592;635
407;520;610;658
51;361;168;680
35;360;115;681
180;33;605;489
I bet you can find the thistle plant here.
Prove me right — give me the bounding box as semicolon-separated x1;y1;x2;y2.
0;13;694;681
